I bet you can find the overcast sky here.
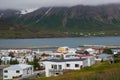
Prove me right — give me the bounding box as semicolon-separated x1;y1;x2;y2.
0;0;120;9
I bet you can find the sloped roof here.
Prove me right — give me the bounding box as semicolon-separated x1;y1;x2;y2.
44;58;86;62
97;54;112;57
4;64;32;70
86;48;94;52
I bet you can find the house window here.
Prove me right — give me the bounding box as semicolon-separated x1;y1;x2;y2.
51;65;57;69
66;64;70;67
4;75;8;78
27;69;29;74
51;65;54;69
54;65;57;69
16;70;20;73
4;70;8;73
75;64;79;67
58;65;62;69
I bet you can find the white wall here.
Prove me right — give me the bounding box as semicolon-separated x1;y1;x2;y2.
23;67;33;76
65;61;83;70
64;54;79;59
82;56;95;67
3;69;23;79
44;62;65;77
44;60;88;77
3;67;33;79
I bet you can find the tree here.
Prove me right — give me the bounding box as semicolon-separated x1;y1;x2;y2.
10;59;19;65
103;48;113;54
10;59;12;64
41;53;46;56
28;56;40;71
26;58;29;64
33;56;40;70
8;52;15;58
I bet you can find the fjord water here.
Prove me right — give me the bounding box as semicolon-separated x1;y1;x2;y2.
0;36;120;48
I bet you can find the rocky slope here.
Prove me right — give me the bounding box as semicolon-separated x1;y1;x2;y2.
0;4;120;38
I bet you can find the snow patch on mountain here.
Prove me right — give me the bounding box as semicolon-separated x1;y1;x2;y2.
20;8;38;14
15;11;20;14
45;7;52;15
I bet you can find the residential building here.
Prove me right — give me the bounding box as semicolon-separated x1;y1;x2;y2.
43;59;88;77
57;47;69;53
3;64;33;80
95;54;113;61
63;54;79;59
81;56;95;66
0;65;9;79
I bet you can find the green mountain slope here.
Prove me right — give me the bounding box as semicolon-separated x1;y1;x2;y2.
0;4;120;38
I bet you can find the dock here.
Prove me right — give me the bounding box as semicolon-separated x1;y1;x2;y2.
80;45;120;49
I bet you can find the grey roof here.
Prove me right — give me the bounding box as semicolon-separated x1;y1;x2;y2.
97;54;113;57
4;64;32;70
44;58;86;62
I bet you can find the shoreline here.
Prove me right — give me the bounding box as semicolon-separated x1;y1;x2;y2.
0;46;58;49
1;45;120;49
0;35;120;39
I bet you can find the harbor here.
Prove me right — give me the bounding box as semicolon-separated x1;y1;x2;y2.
81;45;120;49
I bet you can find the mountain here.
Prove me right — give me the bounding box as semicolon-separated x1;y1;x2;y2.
20;8;39;14
0;4;120;38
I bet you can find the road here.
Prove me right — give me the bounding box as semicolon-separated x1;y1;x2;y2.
17;70;45;80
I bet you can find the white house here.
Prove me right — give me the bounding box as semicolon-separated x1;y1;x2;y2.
8;49;32;54
81;56;95;66
68;48;77;54
63;54;79;59
1;56;11;64
17;58;26;64
3;64;33;80
95;54;113;61
25;55;34;62
0;65;9;79
85;48;95;54
43;59;88;77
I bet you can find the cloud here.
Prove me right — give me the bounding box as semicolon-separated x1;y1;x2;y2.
0;0;120;9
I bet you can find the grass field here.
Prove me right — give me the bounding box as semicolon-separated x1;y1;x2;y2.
35;58;120;80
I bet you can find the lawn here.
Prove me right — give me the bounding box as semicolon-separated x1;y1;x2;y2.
35;58;120;80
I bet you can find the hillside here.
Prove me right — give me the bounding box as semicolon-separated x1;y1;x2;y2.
35;59;120;80
0;4;120;38
19;4;120;31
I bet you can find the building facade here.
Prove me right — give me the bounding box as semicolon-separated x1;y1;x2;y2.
43;59;88;77
3;64;33;80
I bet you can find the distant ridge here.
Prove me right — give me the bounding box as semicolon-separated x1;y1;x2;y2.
0;4;120;38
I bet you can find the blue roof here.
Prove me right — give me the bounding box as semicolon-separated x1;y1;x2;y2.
97;54;112;57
